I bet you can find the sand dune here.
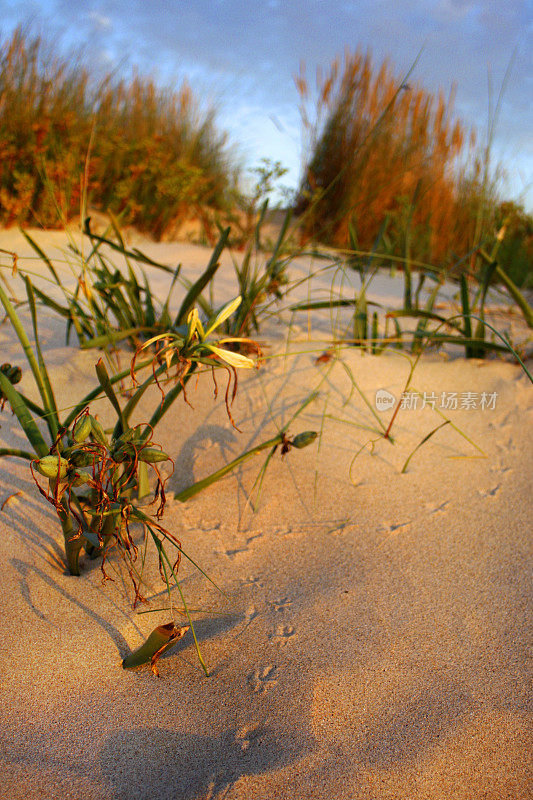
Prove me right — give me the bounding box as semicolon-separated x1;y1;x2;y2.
0;230;531;799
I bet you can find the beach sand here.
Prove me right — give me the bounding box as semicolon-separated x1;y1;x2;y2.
0;229;531;799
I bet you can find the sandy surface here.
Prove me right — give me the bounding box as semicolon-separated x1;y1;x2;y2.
0;229;531;799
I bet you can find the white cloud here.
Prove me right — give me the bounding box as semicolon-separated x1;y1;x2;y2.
86;11;112;31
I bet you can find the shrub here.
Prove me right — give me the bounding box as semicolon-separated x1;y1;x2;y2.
294;49;492;268
0;27;236;236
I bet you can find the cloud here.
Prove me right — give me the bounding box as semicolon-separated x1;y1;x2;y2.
86;11;112;31
0;0;530;205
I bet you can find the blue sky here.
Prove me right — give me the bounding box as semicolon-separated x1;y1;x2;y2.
2;0;532;208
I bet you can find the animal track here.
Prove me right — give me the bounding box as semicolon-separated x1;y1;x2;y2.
269;624;295;646
246;532;263;545
234;723;264;751
328;520;353;535
425;500;450;515
218;533;263;559
272;525;292;537
241;575;263;587
198;519;221;531
490;458;512;474
221;546;248;558
248;664;278;694
380;520;411;534
478;484;501;498
244;604;259;622
268;596;292;612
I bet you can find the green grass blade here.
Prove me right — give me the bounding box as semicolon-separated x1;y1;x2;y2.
83;217;175;274
460;273;474;358
265;207;292;276
63;356;153;429
81;327;148;350
147;530;209;675
371;311;379;354
95;358;127;434
468;314;533;383
388;308;464;333
133;508;223;595
401;420;450;473
114;360;171;439
290;299;374;312
160;264;182;325
353;292;368;347
31;285;71;319
137;461;150;500
174;227;230;326
0;447;36;460
24;277;59;439
175;435;282;502
495;264;533;328
338;359;387;433
142;270;156;329
0;282;54;420
141;362;199;441
416;332;509;353
0;372;48;457
20;229;62;286
254;198;269;250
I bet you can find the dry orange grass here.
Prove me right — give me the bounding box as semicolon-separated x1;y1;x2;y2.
295;49;487;267
0;28;236;238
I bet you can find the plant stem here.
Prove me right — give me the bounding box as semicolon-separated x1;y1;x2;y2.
175;434;283;502
495;265;533;329
58;498;84;576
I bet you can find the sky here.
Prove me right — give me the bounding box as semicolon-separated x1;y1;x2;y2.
1;0;532;209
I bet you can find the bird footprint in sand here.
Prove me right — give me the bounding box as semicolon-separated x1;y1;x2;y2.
268;596;292;612
248;664;278;694
269;624;295;646
424;500;450;515
244;604;259;622
234;723;264;752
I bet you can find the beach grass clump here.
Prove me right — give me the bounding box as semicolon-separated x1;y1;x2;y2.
0;269;319;672
0;274;258;577
0;27;236;237
289;183;532;360
0;279;254;672
293;47;531;284
19;205;296;353
492;201;533;289
20;221;234;352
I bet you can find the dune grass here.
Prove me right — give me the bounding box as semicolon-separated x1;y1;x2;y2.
0;33;531;673
0;27;236;238
294;48;532;289
0;229;321;673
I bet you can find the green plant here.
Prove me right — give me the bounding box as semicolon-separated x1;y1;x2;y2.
18;222;231;352
15;206;299;355
287;221;531;361
0;274;319;672
493;202;533;289
217;204;294;338
0;274;258;567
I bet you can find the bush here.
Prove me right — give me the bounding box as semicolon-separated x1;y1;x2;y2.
0;27;237;237
294;49;497;269
494;201;533;288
